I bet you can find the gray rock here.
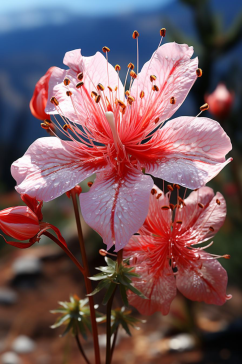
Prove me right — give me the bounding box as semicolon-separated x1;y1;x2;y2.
11;335;36;354
0;289;18;305
12;257;42;275
1;352;21;364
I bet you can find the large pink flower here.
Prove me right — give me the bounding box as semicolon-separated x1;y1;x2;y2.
11;41;232;251
123;185;231;315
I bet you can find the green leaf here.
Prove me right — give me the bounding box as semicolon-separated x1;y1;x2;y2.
119;284;129;306
61;320;73;337
105;257;116;268
89;273;108;281
102;282;116;305
87;280;110;296
50;314;70;329
126;283;147;299
120;317;132;336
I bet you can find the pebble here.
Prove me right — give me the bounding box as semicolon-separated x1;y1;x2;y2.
1;352;21;364
11;336;36;354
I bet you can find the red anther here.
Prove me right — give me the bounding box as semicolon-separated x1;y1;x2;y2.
156;193;162;199
125;90;130;97
154;117;159;124
174;184;181;190
95;95;101;103
196;68;202;77
198;203;204;208
178;196;186;206
161;205;170;210
169;203;175;211
77;72;83;80
209;226;215;232
223;254;230;259
128;63;135;70
132;30;139;39
151;188;157;195
63;124;73;131
50;96;59;106
170;96;176;104
160;28;166;37
41;123;49;130
115;65;121;71
99;249;107;256
117;100;126;109
97;83;105;91
167;185;174;192
87;181;93;187
176;220;182;224
216;199;221;205
152;85;159;92
114;86;118;91
76;82;84;89
127;96;135;105
150;75;157;82
130;70;137;79
91;91;97;98
102;46;110;53
200;103;209;111
66;185;82;198
107;86;113;92
63;77;70;86
66;91;72;96
140;91;145;99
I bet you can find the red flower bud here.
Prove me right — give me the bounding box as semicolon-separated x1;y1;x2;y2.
205;84;234;119
0;206;40;241
29;67;56;120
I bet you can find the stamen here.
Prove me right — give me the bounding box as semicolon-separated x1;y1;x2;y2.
160;28;166;37
91;91;97;98
170;97;176;104
50;97;59;106
99;249;117;257
87;181;93;187
200;103;209;111
130;70;137;79
216;199;221;205
161;205;170;210
95;95;101;103
178;196;186;206
77;72;84;80
167;185;174;192
174;184;181;190
152;85;159;92
125;90;130;97
63;77;71;86
196;68;202;77
128;63;135;70
151;188;157;195
150;75;157;82
209;226;215;232
154;117;159;124
43;119;52;126
198;203;204;208
117;100;126;109
176;220;182;224
127;96;135;105
132;30;139;39
157;193;162;199
41;123;49;130
63;124;73;131
102;46;110;53
115;65;121;71
66;91;72;96
108;86;113;92
76;82;84;89
97;83;105;91
169;203;175;211
140;91;145;99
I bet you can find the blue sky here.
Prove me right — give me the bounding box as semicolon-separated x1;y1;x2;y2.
0;0;172;15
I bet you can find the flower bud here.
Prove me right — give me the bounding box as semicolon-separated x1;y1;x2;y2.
205;84;234;119
0;206;40;241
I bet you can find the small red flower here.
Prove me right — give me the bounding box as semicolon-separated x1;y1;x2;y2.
205;83;234;119
0;194;66;249
29;67;56;121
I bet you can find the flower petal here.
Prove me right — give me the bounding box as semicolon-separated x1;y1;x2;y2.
80;169;153;251
177;252;230;305
143;116;232;189
11;137;107;202
131;42;198;125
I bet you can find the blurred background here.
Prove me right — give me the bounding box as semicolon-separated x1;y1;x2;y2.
0;0;242;363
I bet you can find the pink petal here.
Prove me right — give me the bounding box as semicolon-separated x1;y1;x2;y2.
11;137;107;202
131;42;198;124
128;262;176;316
46;50;123;124
143;116;232;189
177;252;229;305
80;169;153;251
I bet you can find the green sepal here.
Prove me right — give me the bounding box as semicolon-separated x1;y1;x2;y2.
102;282;116;305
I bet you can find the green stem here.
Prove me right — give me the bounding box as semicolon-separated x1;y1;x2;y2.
42;231;84;274
75;334;91;364
71;190;101;364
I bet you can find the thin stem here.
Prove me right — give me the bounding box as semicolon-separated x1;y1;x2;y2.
42;231;84;274
75;334;91;364
110;326;119;363
106;250;123;364
70;190;101;364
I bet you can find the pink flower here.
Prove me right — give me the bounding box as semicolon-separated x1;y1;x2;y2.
29;67;56;120
205;83;234;119
123;185;231;315
0;194;66;249
11;40;232;251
